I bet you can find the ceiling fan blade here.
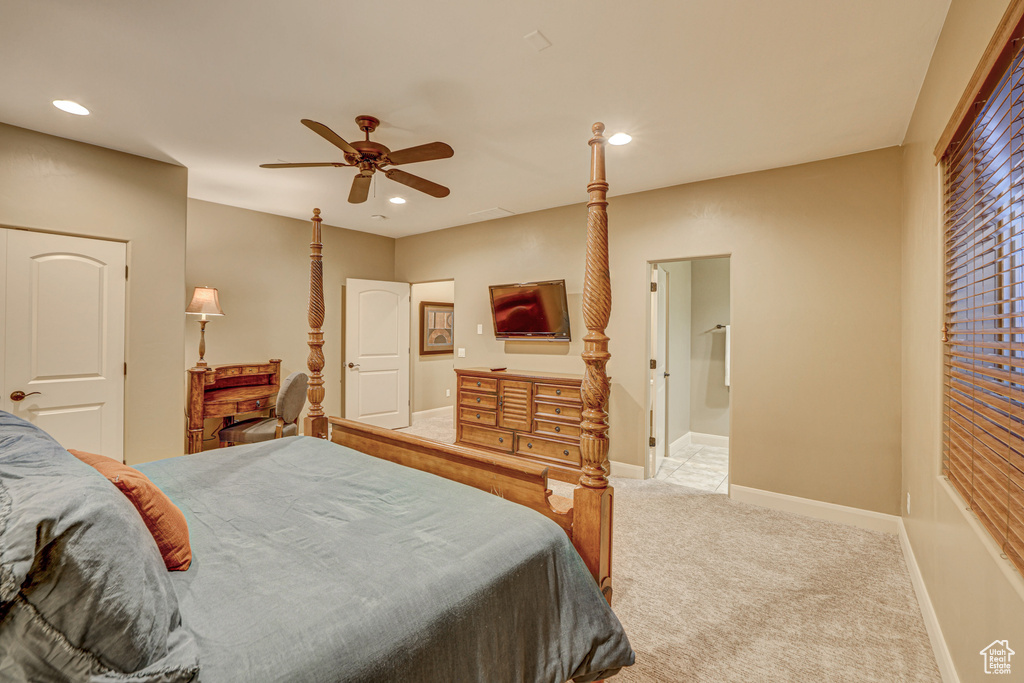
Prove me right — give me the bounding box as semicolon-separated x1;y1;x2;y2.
386;142;454;166
302;119;360;155
384;168;450;198
348;173;372;204
259;162;348;168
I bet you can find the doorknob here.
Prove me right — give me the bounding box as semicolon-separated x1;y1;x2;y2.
663;372;671;378
347;362;360;369
10;390;41;402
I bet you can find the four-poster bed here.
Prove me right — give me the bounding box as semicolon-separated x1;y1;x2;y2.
0;124;631;683
309;123;616;599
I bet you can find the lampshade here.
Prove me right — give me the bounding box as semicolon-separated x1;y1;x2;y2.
185;286;224;316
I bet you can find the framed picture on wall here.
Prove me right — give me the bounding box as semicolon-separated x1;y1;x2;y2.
419;301;454;355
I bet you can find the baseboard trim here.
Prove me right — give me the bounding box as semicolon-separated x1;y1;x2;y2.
411;406;452;422
729;485;901;534
898;520;959;683
610;461;644;479
669;432;729;454
689;431;729;448
669;434;690;455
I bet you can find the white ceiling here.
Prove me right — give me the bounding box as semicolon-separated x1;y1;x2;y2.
0;0;950;238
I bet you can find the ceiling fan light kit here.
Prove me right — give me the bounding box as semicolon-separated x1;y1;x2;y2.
261;115;454;204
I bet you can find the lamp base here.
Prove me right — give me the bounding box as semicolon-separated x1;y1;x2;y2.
196;319;209;367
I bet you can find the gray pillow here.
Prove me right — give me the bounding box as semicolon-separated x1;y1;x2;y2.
0;411;198;681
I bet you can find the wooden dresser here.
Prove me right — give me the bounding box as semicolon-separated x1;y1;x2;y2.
454;368;586;483
186;360;281;454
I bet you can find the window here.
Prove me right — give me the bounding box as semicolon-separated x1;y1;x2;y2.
942;14;1024;576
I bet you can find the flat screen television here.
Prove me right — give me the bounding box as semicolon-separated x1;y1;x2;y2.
489;279;571;341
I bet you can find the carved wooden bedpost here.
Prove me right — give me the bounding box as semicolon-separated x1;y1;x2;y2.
305;208;328;439
574;123;614;603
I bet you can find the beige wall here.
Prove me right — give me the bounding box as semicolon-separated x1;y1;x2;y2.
690;258;731;438
900;0;1024;677
186;199;394;446
663;261;691;444
411;280;455;413
0;123;187;465
396;147;903;513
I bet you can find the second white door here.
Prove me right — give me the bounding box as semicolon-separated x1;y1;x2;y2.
344;278;410;428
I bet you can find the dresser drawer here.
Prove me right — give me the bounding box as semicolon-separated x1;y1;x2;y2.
460;376;498;393
534;401;582;421
461;424;513;453
516;435;581;466
244;364;275;375
460;391;498;410
534;419;580;440
534;383;581;402
459;407;497;427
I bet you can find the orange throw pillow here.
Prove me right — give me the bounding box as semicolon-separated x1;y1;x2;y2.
68;450;192;571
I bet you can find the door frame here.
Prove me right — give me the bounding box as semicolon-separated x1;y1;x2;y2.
643;254;733;480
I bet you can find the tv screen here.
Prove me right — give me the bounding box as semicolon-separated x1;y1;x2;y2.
489;280;571;340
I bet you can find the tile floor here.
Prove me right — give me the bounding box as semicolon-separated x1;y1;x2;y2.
655;443;729;494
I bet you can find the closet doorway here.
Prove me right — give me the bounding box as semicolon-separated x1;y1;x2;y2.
646;256;730;493
405;279;456;443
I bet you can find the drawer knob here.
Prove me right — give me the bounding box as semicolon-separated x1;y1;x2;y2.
477;381;481;386
527;442;533;448
563;450;569;456
256;400;261;407
476;397;481;402
498;437;504;443
555;407;561;414
555;426;561;432
476;413;481;419
556;389;561;395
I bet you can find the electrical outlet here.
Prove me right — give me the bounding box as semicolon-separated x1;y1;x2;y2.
457;347;466;358
477;323;483;334
445;389;451;397
906;492;911;515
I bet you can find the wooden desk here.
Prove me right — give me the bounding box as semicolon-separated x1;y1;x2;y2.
186;360;281;454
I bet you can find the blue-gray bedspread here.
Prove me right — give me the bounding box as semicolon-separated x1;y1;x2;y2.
137;436;633;682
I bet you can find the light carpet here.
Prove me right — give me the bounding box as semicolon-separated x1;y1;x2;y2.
393;420;940;680
609;478;940;682
395;416;456;444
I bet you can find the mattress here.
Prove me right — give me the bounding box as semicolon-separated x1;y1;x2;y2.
137;436;633;682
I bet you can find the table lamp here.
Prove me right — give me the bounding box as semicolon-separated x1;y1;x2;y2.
186;286;224;367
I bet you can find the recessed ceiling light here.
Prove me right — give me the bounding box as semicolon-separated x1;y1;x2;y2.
608;132;632;146
389;197;406;204
52;100;89;116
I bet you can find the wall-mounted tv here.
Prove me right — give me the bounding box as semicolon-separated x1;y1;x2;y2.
489;280;571;341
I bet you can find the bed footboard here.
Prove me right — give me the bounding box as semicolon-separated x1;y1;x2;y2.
328;417;573;535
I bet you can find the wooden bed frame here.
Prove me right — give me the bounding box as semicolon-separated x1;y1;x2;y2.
302;124;615;602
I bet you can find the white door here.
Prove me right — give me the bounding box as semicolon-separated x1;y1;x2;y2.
344;278;410;428
3;230;126;460
654;266;669;471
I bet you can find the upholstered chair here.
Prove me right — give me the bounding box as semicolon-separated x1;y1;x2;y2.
219;372;308;446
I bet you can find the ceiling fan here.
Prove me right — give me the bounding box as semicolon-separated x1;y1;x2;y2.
260;116;454;204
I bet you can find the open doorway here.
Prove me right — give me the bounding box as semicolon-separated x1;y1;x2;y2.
647;257;730;493
401;279;456;443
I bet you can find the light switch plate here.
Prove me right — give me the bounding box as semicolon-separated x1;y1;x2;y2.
477;323;483;334
457;348;466;358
